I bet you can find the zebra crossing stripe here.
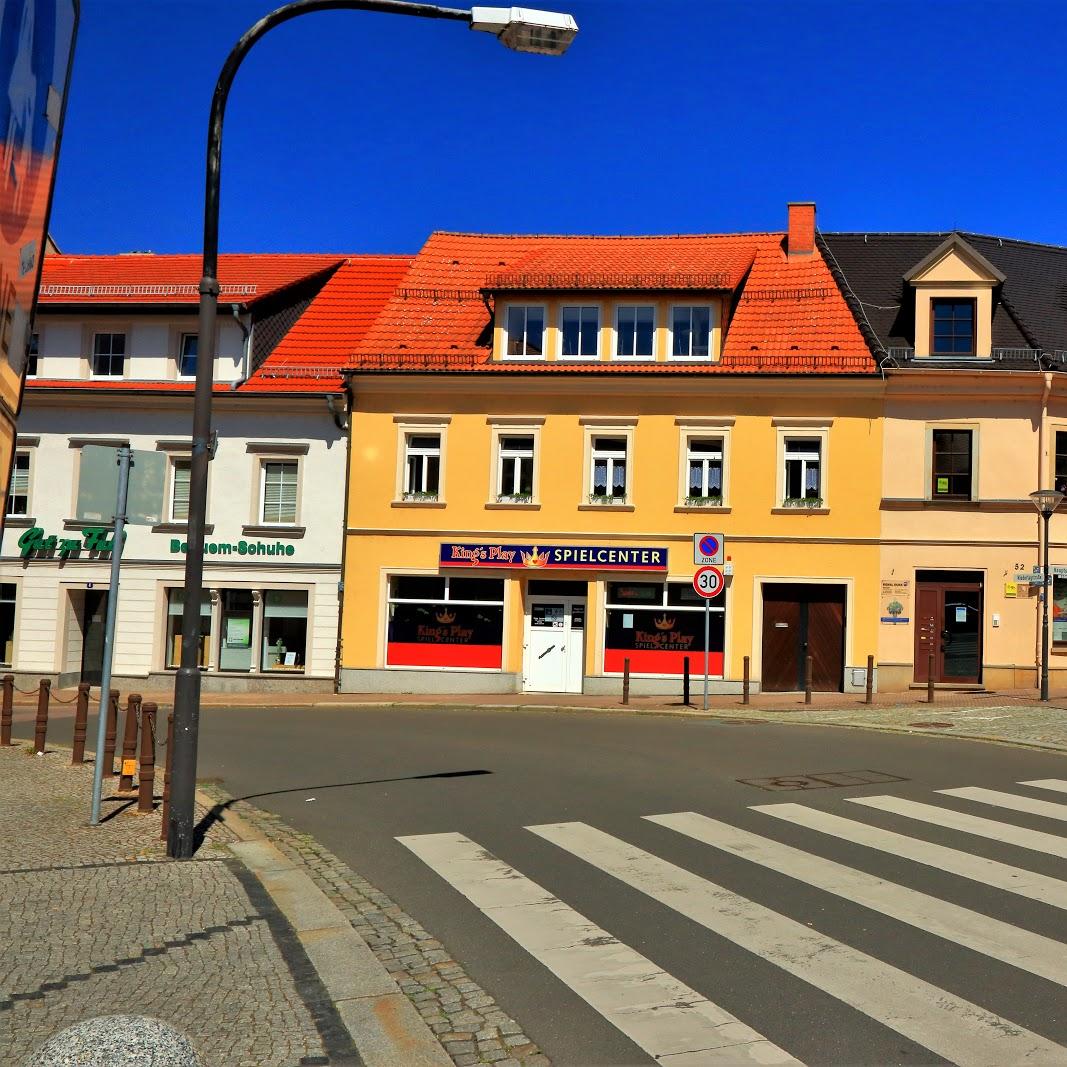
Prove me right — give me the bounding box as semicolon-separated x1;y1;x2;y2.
646;811;1067;989
1022;779;1067;795
753;803;1067;910
939;786;1067;822
396;831;798;1065
848;795;1067;859
528;821;1067;1066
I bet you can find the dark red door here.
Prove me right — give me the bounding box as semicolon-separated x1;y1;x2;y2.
914;581;983;684
762;584;846;692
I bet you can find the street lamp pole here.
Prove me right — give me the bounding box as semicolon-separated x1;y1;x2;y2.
167;1;577;858
1030;488;1063;704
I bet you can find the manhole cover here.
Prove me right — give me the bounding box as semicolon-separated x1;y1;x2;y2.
908;721;955;729
738;769;909;792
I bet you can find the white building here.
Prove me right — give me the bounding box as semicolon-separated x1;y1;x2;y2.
1;251;409;692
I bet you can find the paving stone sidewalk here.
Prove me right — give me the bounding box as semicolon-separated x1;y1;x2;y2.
0;745;357;1067
198;783;550;1067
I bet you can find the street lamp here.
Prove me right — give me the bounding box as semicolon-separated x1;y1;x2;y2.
1030;488;1064;702
167;1;578;859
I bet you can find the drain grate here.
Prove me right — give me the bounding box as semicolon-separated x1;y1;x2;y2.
908;721;955;729
738;769;909;792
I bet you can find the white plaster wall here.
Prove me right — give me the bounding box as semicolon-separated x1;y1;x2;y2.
1;397;345;680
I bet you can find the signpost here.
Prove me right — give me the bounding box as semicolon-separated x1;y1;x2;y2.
693;565;724;709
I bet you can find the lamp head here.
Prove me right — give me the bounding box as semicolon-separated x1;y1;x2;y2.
470;6;578;55
1030;488;1065;516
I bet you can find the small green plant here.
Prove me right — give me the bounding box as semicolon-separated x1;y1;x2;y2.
403;490;439;502
782;496;824;508
588;493;625;504
685;494;722;507
497;493;533;504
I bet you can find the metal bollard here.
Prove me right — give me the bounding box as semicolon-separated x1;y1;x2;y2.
0;674;12;746
102;689;119;777
682;656;690;707
622;657;630;705
804;655;813;705
865;655;874;705
138;702;156;813
927;652;935;703
160;709;174;839
33;679;51;754
119;693;141;791
743;656;750;705
71;683;90;764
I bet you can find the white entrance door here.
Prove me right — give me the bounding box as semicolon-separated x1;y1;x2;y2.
523;596;585;693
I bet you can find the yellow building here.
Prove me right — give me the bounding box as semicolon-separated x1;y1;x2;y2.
340;205;884;696
823;231;1067;692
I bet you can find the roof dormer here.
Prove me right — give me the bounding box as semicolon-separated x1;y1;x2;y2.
905;233;1005;358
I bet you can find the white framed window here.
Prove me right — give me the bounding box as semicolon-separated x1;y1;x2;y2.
590;435;628;502
92;332;126;376
686;438;723;505
178;333;198;378
504;305;545;359
615;305;655;360
783;437;822;505
6;452;30;516
559;305;599;359
497;435;534;500
169;457;191;522
670;305;713;360
404;433;441;499
260;460;298;524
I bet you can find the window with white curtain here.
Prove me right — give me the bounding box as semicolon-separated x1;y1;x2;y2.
261;460;298;523
686;438;722;501
403;434;441;497
783;438;822;503
590;436;628;500
497;435;534;499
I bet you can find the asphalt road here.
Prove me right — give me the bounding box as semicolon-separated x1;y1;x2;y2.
20;704;1067;1065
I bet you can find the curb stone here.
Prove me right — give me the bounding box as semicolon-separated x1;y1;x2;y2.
196;785;550;1067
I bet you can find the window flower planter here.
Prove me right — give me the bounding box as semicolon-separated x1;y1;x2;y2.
685;495;723;507
781;496;824;508
402;491;439;503
496;493;533;504
588;493;626;505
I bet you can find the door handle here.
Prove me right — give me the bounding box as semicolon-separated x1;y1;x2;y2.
538;645;556;660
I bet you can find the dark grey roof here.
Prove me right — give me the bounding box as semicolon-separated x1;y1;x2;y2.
819;231;1067;363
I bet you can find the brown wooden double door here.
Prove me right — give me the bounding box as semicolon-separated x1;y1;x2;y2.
761;584;846;692
914;572;983;684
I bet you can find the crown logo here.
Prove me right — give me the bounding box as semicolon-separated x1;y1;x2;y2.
654;614;676;630
435;609;456;624
521;546;549;568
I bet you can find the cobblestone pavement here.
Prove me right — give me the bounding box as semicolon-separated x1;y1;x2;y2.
199;783;550;1067
0;745;357;1067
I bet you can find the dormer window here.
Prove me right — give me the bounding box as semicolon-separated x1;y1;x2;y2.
931;299;975;356
560;305;599;359
505;305;545;358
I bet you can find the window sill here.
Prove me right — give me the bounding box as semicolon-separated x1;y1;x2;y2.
771;507;830;515
152;522;215;534
63;517;114;530
578;503;635;512
3;516;35;528
485;501;541;510
242;524;306;538
674;505;731;514
391;499;446;509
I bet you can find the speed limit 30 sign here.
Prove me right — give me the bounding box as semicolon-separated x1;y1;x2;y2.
693;565;724;599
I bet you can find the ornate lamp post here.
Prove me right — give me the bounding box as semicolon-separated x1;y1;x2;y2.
167;1;578;859
1030;488;1064;702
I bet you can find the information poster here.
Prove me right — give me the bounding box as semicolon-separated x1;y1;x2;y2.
880;579;911;624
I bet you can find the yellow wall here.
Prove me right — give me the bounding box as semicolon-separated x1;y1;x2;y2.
342;374;884;688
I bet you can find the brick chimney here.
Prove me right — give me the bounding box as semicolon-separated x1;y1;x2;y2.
787;202;816;256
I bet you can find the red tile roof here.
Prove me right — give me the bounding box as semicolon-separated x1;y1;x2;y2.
351;230;875;374
38;252;346;305
241;255;413;393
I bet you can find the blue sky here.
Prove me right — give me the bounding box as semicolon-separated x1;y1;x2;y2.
51;0;1067;254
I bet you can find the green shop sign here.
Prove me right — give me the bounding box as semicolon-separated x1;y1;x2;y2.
18;526;124;560
169;538;295;558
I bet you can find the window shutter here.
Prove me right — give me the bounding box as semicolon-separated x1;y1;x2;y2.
171;462;190;521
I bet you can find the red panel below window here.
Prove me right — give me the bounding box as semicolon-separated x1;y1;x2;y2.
604;648;723;676
387;642;502;669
